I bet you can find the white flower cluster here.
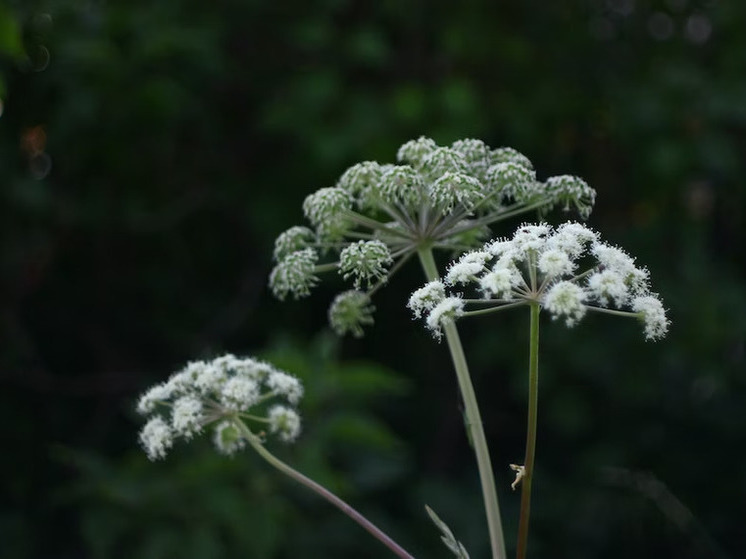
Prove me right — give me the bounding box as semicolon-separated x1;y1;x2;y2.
409;222;669;340
270;137;597;336
136;354;304;460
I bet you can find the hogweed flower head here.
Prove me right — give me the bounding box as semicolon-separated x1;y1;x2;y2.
270;137;598;336
136;354;304;460
411;221;669;340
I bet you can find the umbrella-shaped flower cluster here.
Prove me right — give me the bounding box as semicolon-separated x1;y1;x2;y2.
136;354;303;460
269;137;597;337
409;222;669;340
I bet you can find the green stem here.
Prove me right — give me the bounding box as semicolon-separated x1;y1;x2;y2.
417;246;507;559
462;301;528;317
342;209;416;240
314;262;339;273
585;306;638;318
236;421;416;559
443;199;552;237
516;302;540;559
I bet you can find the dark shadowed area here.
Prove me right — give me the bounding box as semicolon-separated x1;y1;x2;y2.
1;1;744;558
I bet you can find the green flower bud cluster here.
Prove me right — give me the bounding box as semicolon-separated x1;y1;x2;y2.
339;240;393;289
270;137;598;337
328;290;375;338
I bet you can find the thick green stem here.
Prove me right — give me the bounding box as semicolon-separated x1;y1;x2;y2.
516;302;540;559
417;246;507;559
236;421;415;559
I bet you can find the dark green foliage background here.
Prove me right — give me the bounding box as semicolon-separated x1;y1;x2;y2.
1;1;744;558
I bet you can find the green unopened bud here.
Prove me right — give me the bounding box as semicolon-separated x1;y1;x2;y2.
420;147;468;183
489;146;534;170
328;290;375;338
339;240;392;289
429;172;484;212
273;226;315;261
451;138;491;181
269;248;319;300
397;136;437;168
379;165;424;208
336;161;383;209
544;175;597;219
486;162;538;203
302;187;352;237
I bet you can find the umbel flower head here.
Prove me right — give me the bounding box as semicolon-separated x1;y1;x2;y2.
136;354;303;460
269;137;597;336
409;222;669;340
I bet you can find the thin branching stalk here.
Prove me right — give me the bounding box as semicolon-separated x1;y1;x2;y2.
417;246;507;559
586;306;639;318
462;301;528;317
342;209;416;240
236;421;416;559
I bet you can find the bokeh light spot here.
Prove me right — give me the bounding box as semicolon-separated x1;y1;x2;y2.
684;14;712;44
648;12;674;41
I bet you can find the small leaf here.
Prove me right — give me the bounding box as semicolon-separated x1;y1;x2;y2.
425;505;470;559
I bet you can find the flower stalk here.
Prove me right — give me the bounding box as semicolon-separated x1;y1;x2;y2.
516;302;540;559
417;246;507;559
410;221;669;558
236;421;416;559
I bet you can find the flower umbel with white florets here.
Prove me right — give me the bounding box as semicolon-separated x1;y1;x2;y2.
411;221;670;559
270;137;597;337
410;221;669;340
136;354;303;460
135;354;417;559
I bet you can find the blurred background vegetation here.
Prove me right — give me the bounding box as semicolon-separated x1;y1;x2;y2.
1;0;744;557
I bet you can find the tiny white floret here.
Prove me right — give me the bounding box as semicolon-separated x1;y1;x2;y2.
426;296;465;338
268;406;302;443
171;396;203;439
632;295;669;340
267;370;304;405
538;249;575;278
587;270;629;307
140;416;174;460
479;268;521;299
136;383;173;415
445;260;484;286
543;281;587;326
408;281;446;318
220;377;260;410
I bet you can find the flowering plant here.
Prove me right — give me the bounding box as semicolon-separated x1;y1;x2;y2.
136;355;303;460
410;221;668;557
269;137;595;337
410;221;668;341
136;137;668;559
136;354;415;558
